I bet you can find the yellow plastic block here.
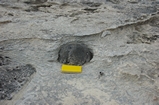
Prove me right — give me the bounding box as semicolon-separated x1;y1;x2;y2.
61;64;82;73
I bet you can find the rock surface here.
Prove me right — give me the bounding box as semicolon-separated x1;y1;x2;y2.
0;0;159;105
57;41;93;65
0;62;36;100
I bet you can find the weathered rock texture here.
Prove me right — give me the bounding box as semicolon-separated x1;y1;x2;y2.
0;62;36;100
57;41;93;65
0;0;159;105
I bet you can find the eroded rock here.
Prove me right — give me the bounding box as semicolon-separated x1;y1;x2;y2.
0;63;36;100
57;41;93;65
0;55;10;66
0;0;159;105
23;0;47;4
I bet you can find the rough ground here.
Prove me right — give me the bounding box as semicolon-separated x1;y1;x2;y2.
0;0;159;105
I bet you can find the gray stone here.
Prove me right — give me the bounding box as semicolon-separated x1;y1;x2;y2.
58;41;93;65
0;55;35;101
128;0;139;3
22;0;47;4
101;31;111;37
0;58;36;100
0;55;10;66
0;0;159;105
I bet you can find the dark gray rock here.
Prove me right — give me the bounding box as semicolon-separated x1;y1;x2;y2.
57;41;93;65
0;64;36;100
23;0;47;4
0;55;10;66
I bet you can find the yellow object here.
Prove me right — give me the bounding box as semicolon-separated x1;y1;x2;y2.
61;64;82;73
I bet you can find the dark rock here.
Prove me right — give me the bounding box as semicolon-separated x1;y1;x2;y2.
82;2;102;7
0;55;10;66
57;41;93;65
23;0;47;4
107;0;120;4
0;64;36;100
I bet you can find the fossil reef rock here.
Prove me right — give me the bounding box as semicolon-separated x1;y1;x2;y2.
0;0;159;105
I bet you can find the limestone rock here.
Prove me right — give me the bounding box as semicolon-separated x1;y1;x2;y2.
0;0;159;105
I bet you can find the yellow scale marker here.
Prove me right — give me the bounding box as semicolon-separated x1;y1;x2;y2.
61;64;82;73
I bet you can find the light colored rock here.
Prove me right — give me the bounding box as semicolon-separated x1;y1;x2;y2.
0;0;159;105
101;31;111;37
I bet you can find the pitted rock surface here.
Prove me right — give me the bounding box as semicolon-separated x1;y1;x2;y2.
58;41;93;65
0;55;10;66
0;0;159;105
0;55;36;100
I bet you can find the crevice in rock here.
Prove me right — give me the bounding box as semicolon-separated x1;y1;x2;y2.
23;0;47;4
106;14;159;31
